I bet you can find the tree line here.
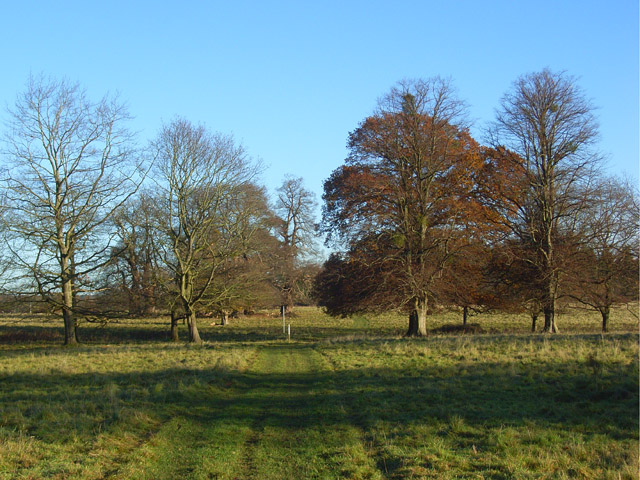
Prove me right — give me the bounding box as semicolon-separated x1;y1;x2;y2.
315;71;638;336
0;70;637;344
0;76;319;344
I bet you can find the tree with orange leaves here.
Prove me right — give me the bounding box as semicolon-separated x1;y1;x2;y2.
318;78;494;336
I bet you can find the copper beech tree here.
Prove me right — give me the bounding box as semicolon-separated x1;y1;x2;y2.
318;78;496;336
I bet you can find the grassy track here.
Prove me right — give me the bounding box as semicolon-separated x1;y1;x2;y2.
222;344;380;479
0;308;638;479
119;344;376;480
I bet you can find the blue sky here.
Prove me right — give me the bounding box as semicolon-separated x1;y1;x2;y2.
1;1;638;207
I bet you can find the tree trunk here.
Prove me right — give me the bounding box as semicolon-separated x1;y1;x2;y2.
542;307;558;333
170;310;180;342
187;310;202;343
463;306;468;326
406;297;428;337
62;275;77;346
221;311;229;326
541;275;559;333
69;252;80;343
62;306;77;345
180;273;201;343
601;306;610;333
531;313;538;333
282;282;294;314
406;311;418;336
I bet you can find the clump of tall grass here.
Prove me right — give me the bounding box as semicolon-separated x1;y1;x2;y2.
214;350;250;372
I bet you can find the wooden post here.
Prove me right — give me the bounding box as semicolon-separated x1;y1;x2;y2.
287;324;291;341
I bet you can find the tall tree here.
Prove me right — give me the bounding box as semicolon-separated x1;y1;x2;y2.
153;118;259;343
488;69;601;332
273;175;318;310
320;78;491;336
1;76;142;344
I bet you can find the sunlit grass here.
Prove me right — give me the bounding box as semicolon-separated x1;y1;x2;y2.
0;306;637;479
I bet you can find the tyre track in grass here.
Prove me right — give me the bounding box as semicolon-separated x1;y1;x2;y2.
105;342;385;479
230;342;384;480
232;343;330;480
317;345;394;479
108;346;263;480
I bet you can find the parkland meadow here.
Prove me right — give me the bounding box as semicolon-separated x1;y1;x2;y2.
0;307;638;479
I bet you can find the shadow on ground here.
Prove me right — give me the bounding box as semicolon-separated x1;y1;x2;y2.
2;342;637;444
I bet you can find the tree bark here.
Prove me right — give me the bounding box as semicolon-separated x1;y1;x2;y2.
61;263;78;345
179;272;202;343
600;306;610;333
463;306;468;326
283;283;295;314
542;307;559;333
187;311;202;343
221;311;229;326
62;304;77;345
406;297;428;337
542;274;559;333
531;313;538;333
406;311;418;336
170;310;180;342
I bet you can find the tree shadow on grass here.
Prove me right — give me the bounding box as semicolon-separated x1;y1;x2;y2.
0;315;406;346
1;343;637;446
0;322;291;345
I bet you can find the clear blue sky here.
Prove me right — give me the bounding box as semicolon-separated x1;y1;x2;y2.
1;0;638;206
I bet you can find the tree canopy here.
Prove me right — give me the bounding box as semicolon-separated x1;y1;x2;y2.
319;78;497;336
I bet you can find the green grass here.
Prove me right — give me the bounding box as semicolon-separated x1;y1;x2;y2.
0;307;638;479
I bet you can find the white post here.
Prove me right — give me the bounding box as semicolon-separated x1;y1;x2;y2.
287;324;291;341
282;306;286;334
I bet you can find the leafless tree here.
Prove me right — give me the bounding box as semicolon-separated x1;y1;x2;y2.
273;175;318;310
567;177;639;331
109;191;163;316
489;69;601;333
152;118;260;343
204;182;277;325
1;75;144;344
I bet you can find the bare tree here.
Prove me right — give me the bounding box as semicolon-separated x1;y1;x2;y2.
109;191;163;316
203;182;277;325
273;175;318;310
153;118;260;343
567;177;639;331
1;76;143;345
488;69;601;333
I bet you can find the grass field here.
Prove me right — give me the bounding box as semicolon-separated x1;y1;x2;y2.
0;307;638;479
